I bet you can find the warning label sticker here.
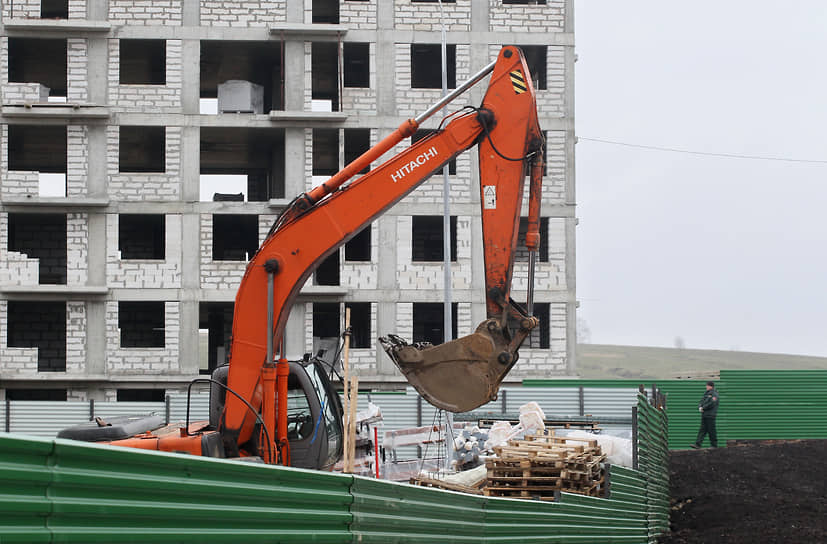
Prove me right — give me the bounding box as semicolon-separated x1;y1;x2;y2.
483;185;497;209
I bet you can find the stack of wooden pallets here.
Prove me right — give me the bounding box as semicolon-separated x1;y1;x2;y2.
483;431;607;500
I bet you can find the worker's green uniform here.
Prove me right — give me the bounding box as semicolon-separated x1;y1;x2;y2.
694;387;719;447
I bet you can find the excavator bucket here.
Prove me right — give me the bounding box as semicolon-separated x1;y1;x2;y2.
380;319;519;413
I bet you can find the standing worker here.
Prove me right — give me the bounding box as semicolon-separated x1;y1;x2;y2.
692;381;719;448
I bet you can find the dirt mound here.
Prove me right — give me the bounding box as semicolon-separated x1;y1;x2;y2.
659;440;827;544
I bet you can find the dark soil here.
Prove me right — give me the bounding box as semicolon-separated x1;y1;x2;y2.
658;440;827;544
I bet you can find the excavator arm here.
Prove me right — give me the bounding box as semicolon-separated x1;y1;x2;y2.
221;46;544;459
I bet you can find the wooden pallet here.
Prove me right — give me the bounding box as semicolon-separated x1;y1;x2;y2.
409;476;484;495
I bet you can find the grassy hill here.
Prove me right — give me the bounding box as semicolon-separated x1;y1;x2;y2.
576;344;827;380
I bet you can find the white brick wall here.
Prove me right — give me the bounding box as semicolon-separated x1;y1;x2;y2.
340;0;376;29
66;301;86;372
395;0;471;32
107;126;182;201
67;38;88;102
68;0;86;19
108;0;182;25
489;0;565;33
1;0;39;19
200;0;287;27
0;302;40;372
106;214;182;289
67;212;88;285
105;301;180;374
396;215;472;291
508;302;569;378
108;39;183;113
67;125;88;196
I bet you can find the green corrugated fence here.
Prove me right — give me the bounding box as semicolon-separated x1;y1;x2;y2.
1;392;670;543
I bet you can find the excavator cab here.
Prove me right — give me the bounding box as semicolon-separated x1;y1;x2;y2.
210;357;342;469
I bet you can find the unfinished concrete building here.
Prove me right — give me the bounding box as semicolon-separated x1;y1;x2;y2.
0;0;575;402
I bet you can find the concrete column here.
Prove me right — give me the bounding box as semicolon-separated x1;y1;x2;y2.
283;127;305;197
86;37;108;105
375;213;397;375
180;40;200;115
85;300;106;378
86;126;107;197
283;40;305;111
178;299;200;375
180;125;200;202
284;303;305;359
285;0;303;23
182;0;200;26
374;2;395;117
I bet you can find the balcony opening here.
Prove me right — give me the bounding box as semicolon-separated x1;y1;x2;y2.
119;214;165;260
345;302;371;349
119;39;166;85
117;389;165;402
6;389;67;400
212;214;258;261
200;127;285;201
8;38;67;98
525;302;550;349
517;45;547;90
200;40;282;112
410;44;456;89
412;215;457;262
7;301;66;372
8;125;67;177
312;302;340;357
315;251;340;286
199;302;234;375
41;0;69;18
119;126;165;173
344;128;370;174
312;0;339;23
312;128;339;183
8;213;67;285
312;42;339;111
343;43;369;88
516;216;549;262
413;302;458;345
345;225;371;262
119;301;165;348
412;129;455;175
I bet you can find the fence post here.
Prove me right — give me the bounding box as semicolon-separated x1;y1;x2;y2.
165;395;171;425
578;385;585;416
5;398;10;433
631;405;638;470
501;389;507;413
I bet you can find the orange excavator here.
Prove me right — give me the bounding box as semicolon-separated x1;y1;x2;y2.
58;46;545;469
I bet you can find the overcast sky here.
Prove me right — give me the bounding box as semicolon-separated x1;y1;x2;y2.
574;1;827;356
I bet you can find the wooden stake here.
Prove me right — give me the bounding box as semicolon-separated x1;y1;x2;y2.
346;375;359;473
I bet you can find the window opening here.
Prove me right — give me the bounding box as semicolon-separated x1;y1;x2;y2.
344;128;370;174
6;389;67;401
312;42;339;111
119;214;165;260
200;41;282;112
117;389;165;402
8;125;67;174
8;213;67;285
525;303;550;349
199;302;234;375
312;0;339;23
200;127;285;201
345;225;371;262
8;38;67;98
119;39;166;85
119;126;165;173
343;43;369;88
410;44;456;89
212;214;258;261
41;0;69;18
412;215;457;262
7;301;66;371
413;302;458;345
517;45;547;90
345;302;371;349
312;302;340;357
119;301;165;348
315;251;340;286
